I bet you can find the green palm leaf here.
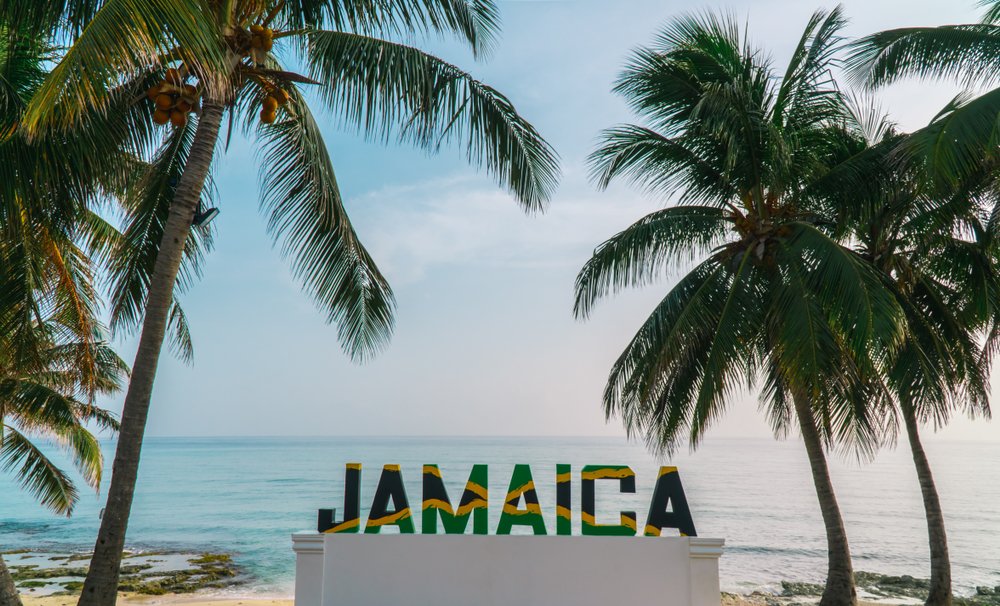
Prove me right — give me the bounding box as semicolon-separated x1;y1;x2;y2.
282;0;500;56
0;425;78;515
256;89;395;361
589;125;734;204
574;205;729;319
20;0;225;135
306;29;559;212
901;89;1000;186
847;24;1000;89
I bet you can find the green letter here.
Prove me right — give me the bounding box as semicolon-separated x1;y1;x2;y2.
496;464;546;535
421;464;488;535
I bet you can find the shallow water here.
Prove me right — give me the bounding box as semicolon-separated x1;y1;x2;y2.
1;436;997;596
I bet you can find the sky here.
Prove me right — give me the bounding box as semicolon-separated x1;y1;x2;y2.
100;0;1000;443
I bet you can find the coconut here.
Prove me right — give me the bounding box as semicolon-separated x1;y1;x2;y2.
176;99;192;113
183;84;198;97
274;88;290;105
170;111;188;127
146;83;162;101
262;95;279;113
250;24;264;34
260;108;277;124
152;109;170;125
155;94;175;110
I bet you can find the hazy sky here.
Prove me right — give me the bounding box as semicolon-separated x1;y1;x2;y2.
102;0;1000;443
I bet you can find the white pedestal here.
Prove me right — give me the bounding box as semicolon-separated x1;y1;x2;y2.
293;533;724;606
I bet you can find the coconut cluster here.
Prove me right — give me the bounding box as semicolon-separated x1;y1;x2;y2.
147;68;201;127
259;88;289;124
249;24;274;52
240;23;291;124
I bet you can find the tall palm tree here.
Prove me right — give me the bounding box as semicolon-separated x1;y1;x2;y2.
837;124;1000;606
575;10;903;606
847;0;1000;184
7;1;559;603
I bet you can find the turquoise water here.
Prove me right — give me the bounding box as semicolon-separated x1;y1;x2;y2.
1;436;998;596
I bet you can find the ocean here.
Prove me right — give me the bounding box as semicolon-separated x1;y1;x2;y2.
1;436;998;597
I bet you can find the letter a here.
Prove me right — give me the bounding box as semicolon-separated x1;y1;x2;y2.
365;465;415;533
644;466;696;537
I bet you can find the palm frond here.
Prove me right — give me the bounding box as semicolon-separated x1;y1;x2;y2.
604;255;765;454
846;24;1000;89
0;425;78;515
900;88;1000;186
773;6;848;131
74;404;120;433
573;205;729;319
255;88;395;361
781;222;904;361
0;0;103;36
55;423;104;490
616;11;750;132
983;0;1000;25
306;29;559;212
281;0;500;56
588;125;734;204
20;0;225;135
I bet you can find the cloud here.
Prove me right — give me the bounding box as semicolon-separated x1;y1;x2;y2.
347;168;664;284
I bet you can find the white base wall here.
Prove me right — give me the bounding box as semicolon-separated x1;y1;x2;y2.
292;533;724;606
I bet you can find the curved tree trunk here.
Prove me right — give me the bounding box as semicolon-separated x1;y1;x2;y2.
902;406;952;606
76;102;225;606
0;553;24;606
793;393;857;606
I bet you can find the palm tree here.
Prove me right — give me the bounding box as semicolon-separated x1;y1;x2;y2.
575;10;903;606
7;1;559;603
838;124;1000;606
0;25;126;606
847;0;1000;184
0;326;124;606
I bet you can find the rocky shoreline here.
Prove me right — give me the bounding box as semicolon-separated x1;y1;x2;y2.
723;571;1000;605
4;550;243;597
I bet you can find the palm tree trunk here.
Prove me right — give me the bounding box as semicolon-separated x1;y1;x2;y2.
792;393;857;606
76;102;226;606
902;406;952;606
0;553;24;606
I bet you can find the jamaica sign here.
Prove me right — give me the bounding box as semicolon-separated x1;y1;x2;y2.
319;464;696;537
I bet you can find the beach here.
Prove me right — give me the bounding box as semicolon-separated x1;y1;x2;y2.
21;593;899;606
21;597;292;606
